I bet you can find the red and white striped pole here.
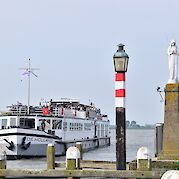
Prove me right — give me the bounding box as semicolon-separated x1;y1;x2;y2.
115;72;126;170
113;43;129;170
115;73;126;108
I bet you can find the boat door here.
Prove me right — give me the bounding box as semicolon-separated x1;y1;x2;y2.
52;118;62;138
94;125;97;138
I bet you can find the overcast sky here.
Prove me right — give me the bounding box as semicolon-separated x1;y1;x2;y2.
0;0;178;125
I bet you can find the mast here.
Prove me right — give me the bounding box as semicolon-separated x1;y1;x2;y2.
28;59;31;115
19;59;39;114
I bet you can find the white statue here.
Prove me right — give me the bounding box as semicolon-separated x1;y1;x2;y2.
167;40;179;84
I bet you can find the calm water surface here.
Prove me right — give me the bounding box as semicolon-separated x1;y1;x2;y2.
7;129;155;169
83;129;155;162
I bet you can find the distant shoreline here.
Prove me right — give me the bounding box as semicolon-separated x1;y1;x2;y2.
109;126;155;130
126;128;155;130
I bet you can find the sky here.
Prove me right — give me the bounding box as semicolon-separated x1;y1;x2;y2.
0;0;179;125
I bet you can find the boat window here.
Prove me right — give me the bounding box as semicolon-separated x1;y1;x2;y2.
39;119;51;131
76;123;78;130
1;119;7;129
105;124;108;136
96;124;100;137
10;118;16;127
20;118;35;129
69;122;72;130
79;123;83;131
101;124;104;137
52;119;62;129
63;122;67;131
84;123;91;131
72;123;74;130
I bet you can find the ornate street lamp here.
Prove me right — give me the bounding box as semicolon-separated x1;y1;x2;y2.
113;43;129;73
113;43;129;170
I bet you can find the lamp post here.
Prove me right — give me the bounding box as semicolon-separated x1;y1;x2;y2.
113;43;129;170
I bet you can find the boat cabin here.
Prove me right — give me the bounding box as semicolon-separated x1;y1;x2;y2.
0;115;63;131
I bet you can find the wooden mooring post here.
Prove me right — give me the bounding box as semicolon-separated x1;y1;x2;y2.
0;150;6;179
47;143;55;170
76;142;83;160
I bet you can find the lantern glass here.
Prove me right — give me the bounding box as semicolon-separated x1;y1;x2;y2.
114;57;128;72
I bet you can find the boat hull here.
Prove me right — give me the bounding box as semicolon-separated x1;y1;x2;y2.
0;128;110;159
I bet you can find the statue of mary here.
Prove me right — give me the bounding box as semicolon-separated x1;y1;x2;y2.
167;40;179;84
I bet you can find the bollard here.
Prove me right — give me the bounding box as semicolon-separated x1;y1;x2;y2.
66;147;81;179
76;142;83;160
47;143;55;170
66;146;80;170
161;170;179;179
137;147;151;171
0;150;6;179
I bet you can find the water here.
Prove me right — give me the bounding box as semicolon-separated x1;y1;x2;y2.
7;129;155;169
83;128;155;162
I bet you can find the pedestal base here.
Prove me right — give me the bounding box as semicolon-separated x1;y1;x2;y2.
158;151;179;160
160;83;179;160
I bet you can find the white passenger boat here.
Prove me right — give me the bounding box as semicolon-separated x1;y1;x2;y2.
0;99;110;159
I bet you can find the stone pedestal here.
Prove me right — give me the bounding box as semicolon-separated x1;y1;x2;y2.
159;83;179;160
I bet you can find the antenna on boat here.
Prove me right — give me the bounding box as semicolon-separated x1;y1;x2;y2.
19;59;39;114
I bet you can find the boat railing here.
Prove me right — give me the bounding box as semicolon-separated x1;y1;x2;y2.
6;103;108;121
